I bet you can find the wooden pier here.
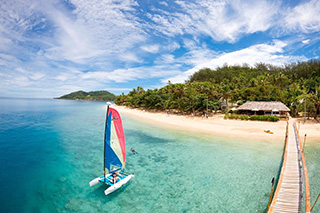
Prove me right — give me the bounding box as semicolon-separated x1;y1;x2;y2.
268;120;303;213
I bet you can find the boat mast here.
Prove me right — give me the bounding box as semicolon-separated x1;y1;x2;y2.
104;104;110;180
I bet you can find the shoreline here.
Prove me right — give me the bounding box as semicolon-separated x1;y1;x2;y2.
114;105;287;143
113;105;320;144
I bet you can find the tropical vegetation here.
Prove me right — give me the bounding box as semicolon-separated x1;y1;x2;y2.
224;114;280;122
116;60;320;119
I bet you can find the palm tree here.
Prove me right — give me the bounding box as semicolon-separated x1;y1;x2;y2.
220;83;231;112
310;86;320;120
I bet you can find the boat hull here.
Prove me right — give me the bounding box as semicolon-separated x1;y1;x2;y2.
89;177;100;187
104;174;134;195
89;173;134;195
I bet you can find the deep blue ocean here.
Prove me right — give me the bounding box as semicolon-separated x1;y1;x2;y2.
0;98;318;212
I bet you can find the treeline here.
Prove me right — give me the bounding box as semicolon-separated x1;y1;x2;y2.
56;90;116;101
115;60;320;118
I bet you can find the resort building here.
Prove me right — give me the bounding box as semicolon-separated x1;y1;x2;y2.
236;101;290;117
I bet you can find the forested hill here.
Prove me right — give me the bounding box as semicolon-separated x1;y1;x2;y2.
115;60;320;118
56;90;116;101
187;60;320;84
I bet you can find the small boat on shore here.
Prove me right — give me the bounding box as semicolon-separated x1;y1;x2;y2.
264;129;274;134
89;104;134;195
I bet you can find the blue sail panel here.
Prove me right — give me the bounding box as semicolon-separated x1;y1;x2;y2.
104;108;124;174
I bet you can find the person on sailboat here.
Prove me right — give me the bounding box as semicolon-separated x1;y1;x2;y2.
111;173;119;184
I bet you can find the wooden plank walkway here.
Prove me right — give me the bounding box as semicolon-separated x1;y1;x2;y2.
268;120;302;213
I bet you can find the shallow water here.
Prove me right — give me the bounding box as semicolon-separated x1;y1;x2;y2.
304;140;320;213
0;98;308;212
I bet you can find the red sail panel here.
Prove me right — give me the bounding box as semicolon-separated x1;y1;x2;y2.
108;108;126;164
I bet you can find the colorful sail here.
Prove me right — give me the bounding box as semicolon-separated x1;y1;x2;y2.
104;107;126;175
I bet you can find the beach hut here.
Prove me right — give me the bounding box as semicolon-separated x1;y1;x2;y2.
237;101;290;117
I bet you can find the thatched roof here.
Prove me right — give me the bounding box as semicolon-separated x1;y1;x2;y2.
237;101;290;112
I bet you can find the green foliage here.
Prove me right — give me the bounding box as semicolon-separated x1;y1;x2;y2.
246;115;279;122
57;90;116;101
224;114;279;122
240;115;249;120
115;60;320;118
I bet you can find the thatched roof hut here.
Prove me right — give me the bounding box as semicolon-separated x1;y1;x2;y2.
237;101;290;112
237;101;290;117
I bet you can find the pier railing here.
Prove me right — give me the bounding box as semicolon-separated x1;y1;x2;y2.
294;122;311;213
267;121;289;212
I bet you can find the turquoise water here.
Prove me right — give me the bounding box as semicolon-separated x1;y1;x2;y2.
1;98;309;212
304;140;320;213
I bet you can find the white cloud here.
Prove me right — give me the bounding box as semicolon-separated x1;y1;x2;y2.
82;65;181;84
141;44;160;53
159;1;168;7
167;40;307;83
119;52;142;63
29;73;45;81
43;9;101;63
0;0;147;64
178;39;218;66
284;0;320;33
82;68;143;83
0;35;13;52
0;0;150;97
55;74;69;82
0;53;20;66
147;0;280;42
156;54;175;64
39;0;147;64
164;41;180;52
302;39;310;44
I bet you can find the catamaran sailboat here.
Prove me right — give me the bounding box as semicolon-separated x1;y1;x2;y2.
89;105;134;195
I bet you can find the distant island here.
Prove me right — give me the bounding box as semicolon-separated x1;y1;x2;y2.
56;90;116;101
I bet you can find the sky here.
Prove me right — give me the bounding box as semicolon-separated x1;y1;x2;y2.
0;0;320;98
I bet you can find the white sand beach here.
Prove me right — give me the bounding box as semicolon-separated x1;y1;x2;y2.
113;105;280;142
113;105;320;144
294;119;320;144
